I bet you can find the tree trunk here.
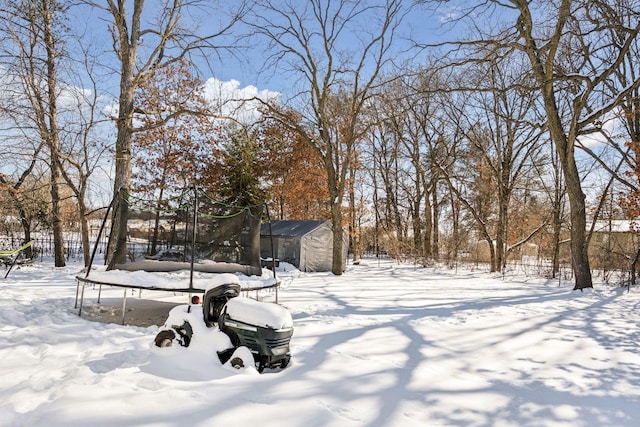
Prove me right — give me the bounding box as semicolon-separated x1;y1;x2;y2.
348;164;358;262
18;206;33;260
550;146;563;279
411;199;422;258
49;160;65;267
517;1;593;289
564;158;593;289
78;196;91;267
107;106;134;268
546;94;592;289
106;0;141;269
449;189;459;262
496;182;509;271
423;188;433;259
325;153;345;275
431;189;439;260
43;0;65;267
486;236;497;272
108;187;130;269
150;180;167;256
331;201;344;275
551;202;562;279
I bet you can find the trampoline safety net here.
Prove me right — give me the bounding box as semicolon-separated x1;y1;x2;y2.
119;188;263;276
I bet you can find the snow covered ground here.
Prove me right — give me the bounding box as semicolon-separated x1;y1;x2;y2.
1;258;639;427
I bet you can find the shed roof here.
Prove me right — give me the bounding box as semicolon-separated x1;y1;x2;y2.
260;220;327;237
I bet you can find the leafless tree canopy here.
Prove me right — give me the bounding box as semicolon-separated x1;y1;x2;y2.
2;0;640;286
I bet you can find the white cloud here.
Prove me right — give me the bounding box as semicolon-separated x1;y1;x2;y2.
577;109;627;148
439;6;462;24
202;77;280;124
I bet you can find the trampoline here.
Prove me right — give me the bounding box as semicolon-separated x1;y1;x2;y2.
75;188;280;324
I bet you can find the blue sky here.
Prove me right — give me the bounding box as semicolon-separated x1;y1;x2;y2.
65;1;452;98
232;2;450;95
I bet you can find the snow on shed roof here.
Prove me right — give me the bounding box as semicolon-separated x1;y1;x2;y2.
260;220;328;237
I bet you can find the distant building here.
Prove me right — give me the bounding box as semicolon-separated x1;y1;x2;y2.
465;219;640;271
589;220;640;270
260;220;348;272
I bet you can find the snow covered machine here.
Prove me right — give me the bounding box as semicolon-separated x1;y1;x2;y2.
203;283;241;328
203;283;293;372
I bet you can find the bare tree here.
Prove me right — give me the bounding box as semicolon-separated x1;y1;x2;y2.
516;1;640;289
57;45;110;267
382;77;430;260
84;0;247;268
438;121;501;270
362;106;406;257
585;0;640;282
534;138;567;278
0;0;69;266
421;0;640;289
0;66;45;253
363;68;455;263
364;102;405;255
245;0;410;274
382;69;454;261
462;59;546;270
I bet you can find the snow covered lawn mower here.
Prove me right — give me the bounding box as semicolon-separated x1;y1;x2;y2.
203;282;293;372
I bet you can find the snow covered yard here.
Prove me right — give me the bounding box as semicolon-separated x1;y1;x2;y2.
1;259;639;427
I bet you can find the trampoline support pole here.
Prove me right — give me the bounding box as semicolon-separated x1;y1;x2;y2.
78;279;86;317
74;279;80;309
121;288;127;325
